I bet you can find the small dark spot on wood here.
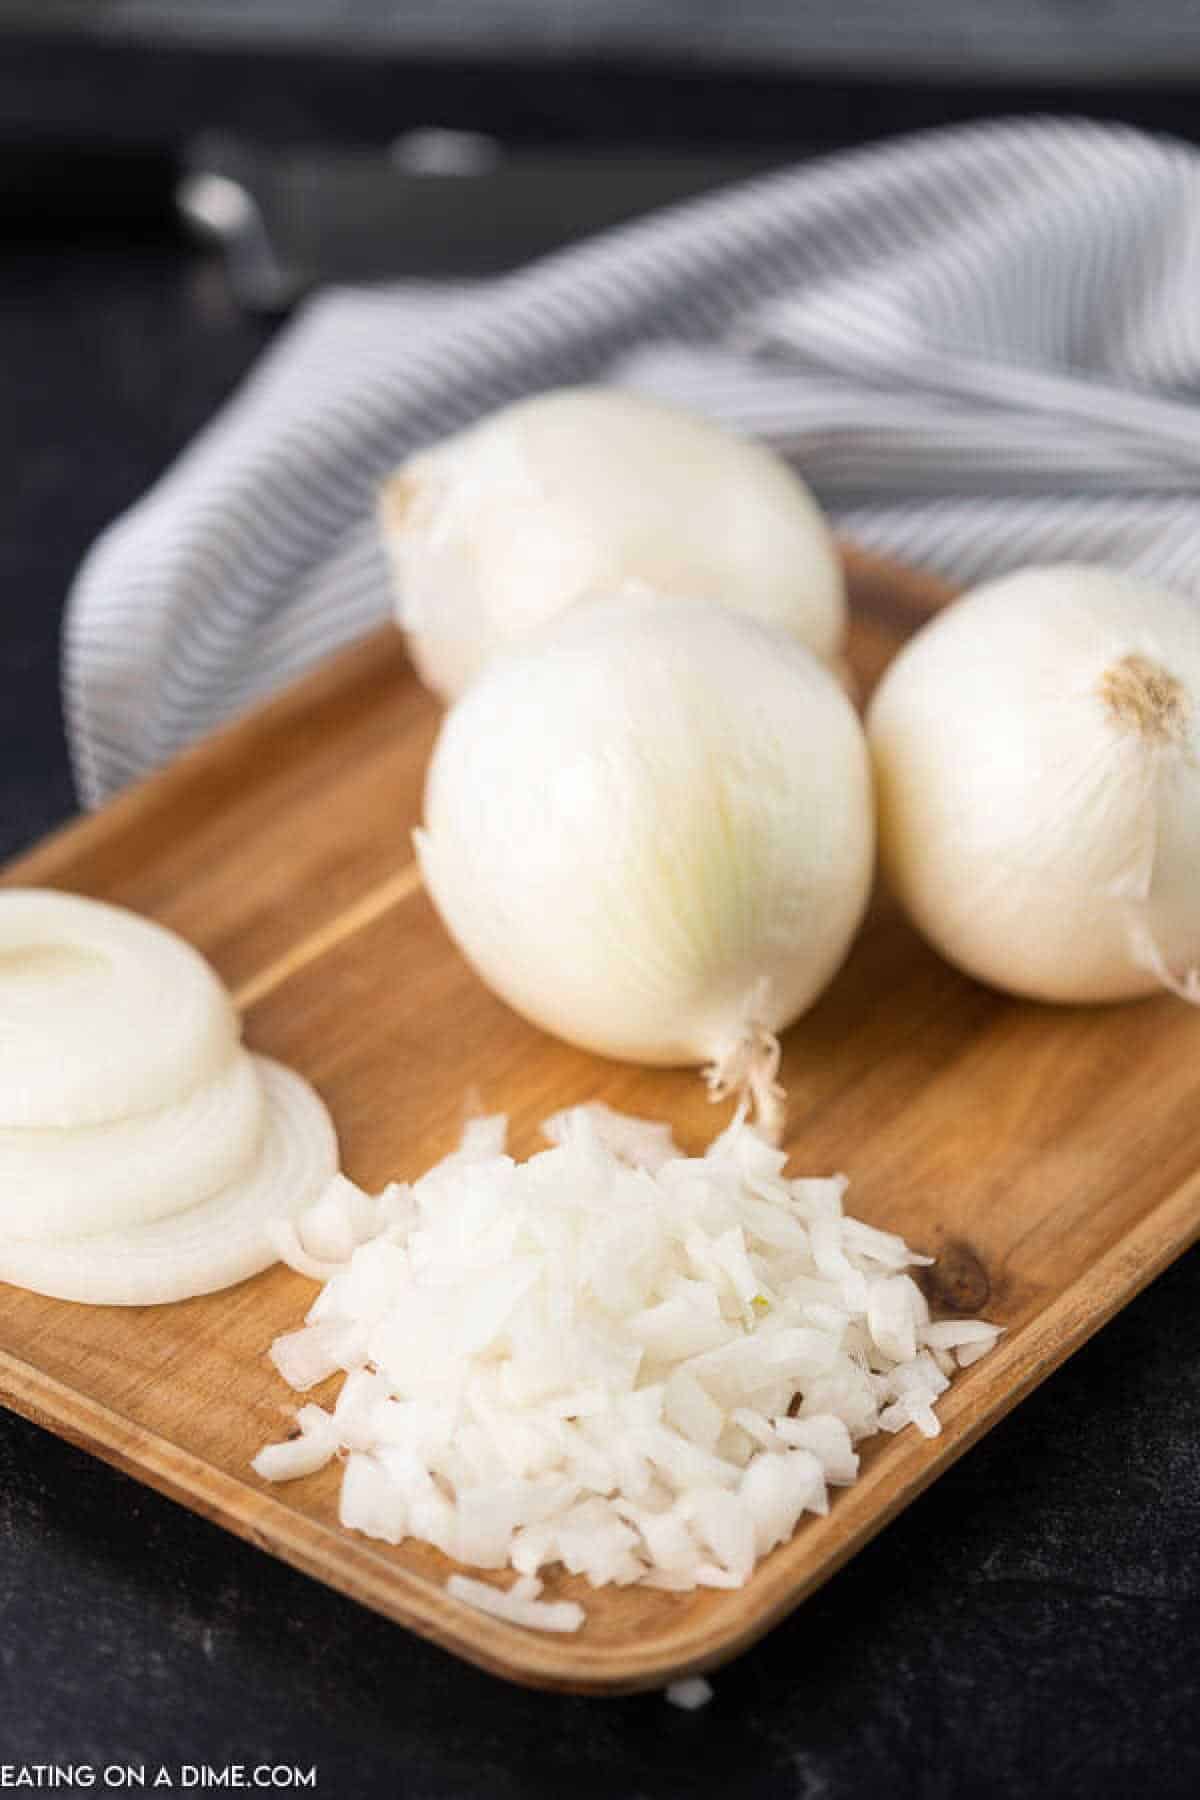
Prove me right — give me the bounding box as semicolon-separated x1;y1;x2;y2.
922;1240;991;1314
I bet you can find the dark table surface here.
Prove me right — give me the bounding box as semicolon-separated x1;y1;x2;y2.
5;119;1200;1800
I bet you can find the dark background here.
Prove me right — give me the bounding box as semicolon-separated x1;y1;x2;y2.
4;10;1200;1796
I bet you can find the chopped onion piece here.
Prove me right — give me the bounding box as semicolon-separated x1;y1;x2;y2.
340;1452;409;1543
773;1414;859;1485
251;1404;338;1482
446;1573;585;1634
666;1676;713;1710
297;1175;375;1262
543;1102;680;1172
269;1318;366;1391
923;1319;1006;1364
447;1113;510;1164
956;1337;1001;1369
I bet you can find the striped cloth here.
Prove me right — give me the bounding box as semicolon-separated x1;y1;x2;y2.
65;116;1200;806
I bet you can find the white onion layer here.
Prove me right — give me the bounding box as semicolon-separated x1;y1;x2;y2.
417;595;874;1081
380;386;846;702
0;889;238;1127
0;1058;336;1305
0;1048;264;1241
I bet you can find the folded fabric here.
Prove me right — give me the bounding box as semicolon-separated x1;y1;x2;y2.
64;116;1200;807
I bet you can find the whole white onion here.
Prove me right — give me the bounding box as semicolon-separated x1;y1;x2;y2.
867;564;1200;1004
380;386;845;702
416;594;874;1131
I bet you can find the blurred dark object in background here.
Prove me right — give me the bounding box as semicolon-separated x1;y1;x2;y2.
174;134;784;308
6;7;1200;306
8;13;1200;156
11;0;1200;87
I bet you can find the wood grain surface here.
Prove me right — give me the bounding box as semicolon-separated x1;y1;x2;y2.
3;545;1199;1694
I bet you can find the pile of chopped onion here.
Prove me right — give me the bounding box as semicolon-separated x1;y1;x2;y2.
255;1104;1000;1625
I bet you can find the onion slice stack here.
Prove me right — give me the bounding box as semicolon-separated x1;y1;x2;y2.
0;889;338;1305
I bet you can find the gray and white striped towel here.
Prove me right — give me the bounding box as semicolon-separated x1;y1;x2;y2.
65;115;1200;807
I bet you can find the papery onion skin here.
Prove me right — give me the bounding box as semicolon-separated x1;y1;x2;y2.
416;594;875;1069
867;564;1200;1003
380;386;846;702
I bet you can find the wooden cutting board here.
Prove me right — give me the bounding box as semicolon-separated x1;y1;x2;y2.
4;545;1200;1695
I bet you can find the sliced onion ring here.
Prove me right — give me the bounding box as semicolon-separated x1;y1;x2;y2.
0;1048;265;1241
0;1058;336;1306
0;889;238;1129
